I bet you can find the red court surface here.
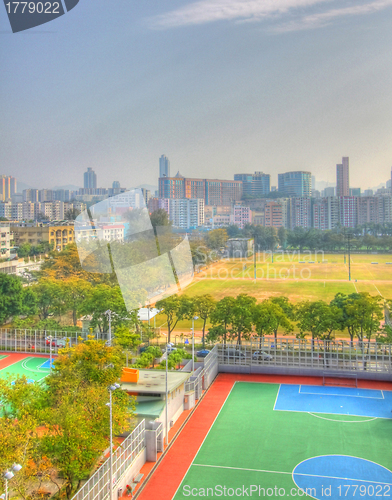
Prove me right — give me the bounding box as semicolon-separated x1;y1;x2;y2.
0;352;49;370
135;373;392;500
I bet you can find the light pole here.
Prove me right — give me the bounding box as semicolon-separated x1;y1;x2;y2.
48;335;53;371
1;464;22;500
105;310;112;346
165;343;169;446
192;316;199;374
106;383;120;500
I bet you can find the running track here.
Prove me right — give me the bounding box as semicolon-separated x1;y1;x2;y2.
135;373;392;500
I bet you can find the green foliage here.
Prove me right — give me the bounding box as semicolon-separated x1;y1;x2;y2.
205;229;228;250
149;208;171;228
0;273;25;325
156;294;195;343
114;326;141;351
209;296;235;345
229;294;257;345
193;294;216;348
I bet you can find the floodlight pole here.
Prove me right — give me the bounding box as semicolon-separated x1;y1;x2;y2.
105;310;112;346
192;316;199;374
254;234;257;281
348;232;352;282
165;344;169;446
109;389;114;500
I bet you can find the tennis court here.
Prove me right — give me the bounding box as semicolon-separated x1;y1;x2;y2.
0;353;52;382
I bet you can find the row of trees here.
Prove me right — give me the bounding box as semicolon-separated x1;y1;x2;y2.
204;224;392;252
0;339;133;500
156;292;391;347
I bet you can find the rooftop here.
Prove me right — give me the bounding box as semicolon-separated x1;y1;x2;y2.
121;369;191;394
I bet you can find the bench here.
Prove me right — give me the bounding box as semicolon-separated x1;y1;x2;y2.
134;473;144;483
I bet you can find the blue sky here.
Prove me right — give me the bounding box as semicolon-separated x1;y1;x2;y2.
1;0;392;191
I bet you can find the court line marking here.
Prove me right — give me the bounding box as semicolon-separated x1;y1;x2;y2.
307;412;378;423
171;380;238;499
273;408;391;420
0;356;33;372
192;463;392;486
21;358;50;374
272;384;281;411
298;386;383;399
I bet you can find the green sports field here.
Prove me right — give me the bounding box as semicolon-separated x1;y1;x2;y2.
173;382;392;499
0;356;50;382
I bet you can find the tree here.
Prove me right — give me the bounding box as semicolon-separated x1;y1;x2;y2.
230;294;256;345
193;294;216;348
114;325;141;351
0;273;25;325
64;208;81;220
346;293;384;345
150;209;171;228
252;301;276;348
31;279;63;320
80;284;128;332
156;294;194;344
62;278;93;326
270;297;294;343
205;228;228;250
208;296;235;346
295;301;341;347
145;346;163;368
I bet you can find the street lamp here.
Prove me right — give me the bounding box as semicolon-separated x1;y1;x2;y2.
105;310;112;346
192;316;199;374
106;383;120;500
1;464;22;500
47;335;53;371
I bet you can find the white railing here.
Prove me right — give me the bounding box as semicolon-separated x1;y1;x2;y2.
71;421;146;500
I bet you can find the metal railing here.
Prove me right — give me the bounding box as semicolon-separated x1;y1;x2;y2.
217;338;392;374
71;421;146;500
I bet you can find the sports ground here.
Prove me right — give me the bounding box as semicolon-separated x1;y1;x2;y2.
137;374;392;500
0;353;52;382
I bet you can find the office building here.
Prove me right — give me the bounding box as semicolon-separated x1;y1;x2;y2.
159;155;170;178
278;171;311;198
84;168;97;189
322;187;335;197
336;157;349;197
234;172;270;197
349;188;361;197
159;174;242;206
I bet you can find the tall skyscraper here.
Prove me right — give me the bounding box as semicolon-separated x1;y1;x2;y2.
0;176;17;201
234;172;270;197
84;168;97;189
159;155;170;178
278;171;311;197
336;157;349;197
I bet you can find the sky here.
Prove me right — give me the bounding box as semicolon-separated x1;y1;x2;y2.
1;0;392;191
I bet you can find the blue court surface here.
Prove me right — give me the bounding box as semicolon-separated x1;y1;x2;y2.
293;456;392;499
39;359;54;369
274;384;392;419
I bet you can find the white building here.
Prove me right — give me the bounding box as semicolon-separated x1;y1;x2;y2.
230;205;252;229
163;198;204;229
0;225;12;258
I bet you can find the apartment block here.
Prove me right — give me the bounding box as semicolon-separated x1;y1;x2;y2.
0;176;17;202
230;205;252;229
339;196;357;228
264;201;287;229
12;222;74;251
0;225;12;258
164;198;204;229
289;197;312;229
336;157;349;197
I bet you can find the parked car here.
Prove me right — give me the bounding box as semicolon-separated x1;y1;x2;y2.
252;351;273;361
196;349;210;358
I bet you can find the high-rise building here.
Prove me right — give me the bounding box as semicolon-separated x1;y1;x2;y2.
336;157;349;197
159;155;170;178
0;176;17;201
289;197;312;229
339;196;357;227
234;172;270;197
162;198;204;229
230;205;252;229
159;174;242;206
278;171;311;197
84;168;97;189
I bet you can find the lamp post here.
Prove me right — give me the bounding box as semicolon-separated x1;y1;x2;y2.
192;316;199;374
48;335;53;371
1;464;22;500
165;343;169;446
106;383;120;500
105;310;112;346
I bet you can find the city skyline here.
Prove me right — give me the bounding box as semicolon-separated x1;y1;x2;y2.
1;1;392;192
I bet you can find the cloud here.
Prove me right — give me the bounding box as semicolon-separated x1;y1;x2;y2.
149;0;333;29
275;0;392;32
149;0;392;31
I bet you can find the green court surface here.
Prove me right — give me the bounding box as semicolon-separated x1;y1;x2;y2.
0;357;50;382
174;382;392;499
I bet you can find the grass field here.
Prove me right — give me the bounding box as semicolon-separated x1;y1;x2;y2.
173;381;392;499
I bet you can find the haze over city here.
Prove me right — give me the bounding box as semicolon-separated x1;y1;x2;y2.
1;0;392;190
